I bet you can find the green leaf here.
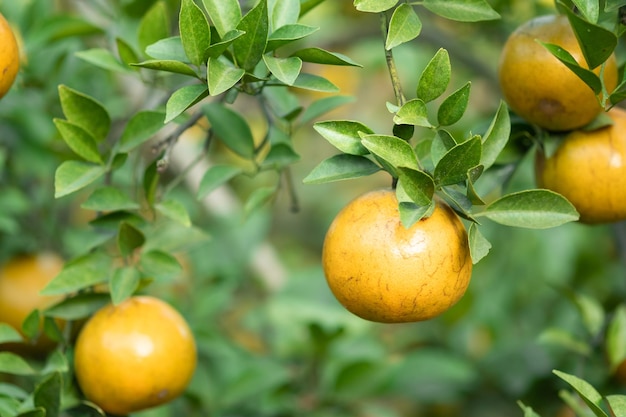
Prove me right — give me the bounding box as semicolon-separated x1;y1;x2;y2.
118;111;166;153
206;29;245;59
203;0;242;38
54;161;106;199
540;42;602;94
132;59;198;77
41;252;111;295
0;352;36;375
393;99;433;127
110;267;141;305
572;292;605;338
0;323;22;344
165;84;209;124
41;350;69;375
180;0;211;66
561;5;616;69
244;186;276;217
397;167;434;205
139;1;169;55
291;47;361;67
22;310;41;340
16;408;46;417
478;189;580;229
207;57;246;96
606;395;626;417
118;222;146;258
354;0;398;13
263;86;302;119
262;143;300;169
270;0;300;29
203;102;255;158
481;100;510;170
422;0;500;22
198;165;243;199
53;119;104;164
233;0;269;71
156;199;192;226
537;327;592;355
34;372;61;417
303;154;380;184
116;37;139;68
434;136;481;186
264;55;302;85
606;0;626;11
144;36;188;62
140;250;183;281
385;4;422;50
437;82;471;126
299;95;355;125
607;305;626;371
44;293;110;321
569;0;599;22
397;200;435;228
266;24;318;51
81;186;140;212
58;85;110;142
313;120;372;155
361;134;419;170
468;223;491;264
75;48;134;73
291;73;339;92
517;401;543;417
552;370;608;417
417;48;451;103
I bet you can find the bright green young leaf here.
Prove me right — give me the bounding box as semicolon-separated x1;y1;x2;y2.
58;85;110;142
180;0;211;66
434;136;481;186
233;0;269;71
54;161;106;198
116;37;139;68
117;222;146;258
203;102;255;158
431;129;457;166
481;100;510;170
417;48;451;103
156;199;192;227
291;73;339;92
75;48;134;73
361;134;420;170
140;250;183;281
393;99;432;127
606;305;626;371
606;395;626;417
422;0;500;22
0;323;22;344
244;186;276;217
385;4;422;50
299;95;355;125
53;119;104;164
291;47;361;67
206;29;245;59
132;59;198;77
437;82;471;126
164;84;209;124
81;186;140;212
41;251;111;295
540;42;602;93
0;352;36;375
569;0;599;22
397;200;435;228
552;370;608;417
198;164;243;199
354;0;398;13
34;372;61;417
138;1;169;55
313;120;373;155
537;327;592;355
606;0;626;11
270;0;300;30
44;293;110;321
264;55;302;85
561;5;616;69
266;24;319;51
203;0;242;37
477;189;580;229
207;57;245;96
468;223;491;264
145;37;188;62
118;110;166;153
572;292;605;338
110;267;141;305
303;154;380;184
262;143;300;169
397;167;434;206
517;401;543;417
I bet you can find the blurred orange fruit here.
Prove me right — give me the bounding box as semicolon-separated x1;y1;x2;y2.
0;12;19;99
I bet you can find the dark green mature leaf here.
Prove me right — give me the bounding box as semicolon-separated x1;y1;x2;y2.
198;165;243;199
553;370;609;417
468;223;491;264
180;0;211;66
431;129;457;166
55;161;106;198
606;305;626;371
262;143;300;168
361;134;420;170
165;84;209;124
291;47;361;66
303;154;380;184
110;267;141;305
561;5;617;68
263;86;302;119
53;119;104;164
58;85;110;142
138;1;169;56
0;353;36;375
132;59;198;76
438;82;471;126
386;4;422;50
203;0;242;37
41;251;111;295
145;37;188;61
156;199;192;226
434;137;481;186
117;222;146;258
478;189;579;229
207;57;245;95
481;101;510;170
44;293;110;320
75;48;135;73
422;0;500;22
417;48;450;103
0;323;22;344
16;409;46;417
264;55;302;85
354;0;398;12
291;73;339;92
81;187;140;212
266;24;318;51
34;372;61;417
206;29;245;58
119;111;166;153
233;0;269;71
313;120;373;155
398;200;435;228
540;42;602;93
397;167;434;205
393;99;432;127
203;102;255;158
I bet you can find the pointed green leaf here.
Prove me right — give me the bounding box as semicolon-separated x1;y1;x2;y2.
468;223;491;264
43;293;110;321
264;55;302;85
291;47;361;66
139;1;169;55
180;0;211;66
434;136;481;186
431;129;457;167
606;0;626;11
266;24;318;51
573;292;605;338
145;36;188;61
386;4;422;50
393;98;433;127
417;48;450;103
156;199;192;226
244;186;276;217
0;353;36;375
54;161;106;199
517;401;543;417
119;110;166;153
537;327;592;355
203;102;255;158
481;101;510;170
81;186;140;212
397;167;434;205
291;73;338;92
53;119;104;164
0;323;22;344
552;370;608;417
270;0;300;29
34;372;61;417
117;222;146;257
41;252;111;295
423;0;500;22
233;0;269;71
198;164;243;199
303;154;380;184
110;267;141;305
540;42;602;93
354;0;399;13
299;95;355;125
140;250;182;281
75;48;134;73
165;84;208;124
607;305;626;371
58;85;110;142
361;134;419;170
438;82;471;126
207;57;245;96
132;59;198;77
561;5;616;68
313;120;372;155
116;37;139;68
206;29;245;59
203;0;242;37
606;395;626;417
397;200;435;228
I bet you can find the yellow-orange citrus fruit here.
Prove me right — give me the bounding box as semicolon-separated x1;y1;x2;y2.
0;253;64;355
498;14;618;131
322;189;472;323
0;12;19;99
74;296;197;415
536;107;626;224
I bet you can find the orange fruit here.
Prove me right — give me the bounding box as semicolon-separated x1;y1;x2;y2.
0;253;65;355
73;296;197;415
536;107;626;224
322;189;472;323
0;12;19;99
498;14;618;131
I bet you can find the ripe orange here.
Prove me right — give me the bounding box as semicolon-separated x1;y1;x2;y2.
535;107;626;224
322;189;472;323
0;253;65;355
0;12;19;99
73;296;197;415
498;14;618;131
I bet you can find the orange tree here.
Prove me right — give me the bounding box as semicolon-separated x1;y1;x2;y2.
1;0;626;416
